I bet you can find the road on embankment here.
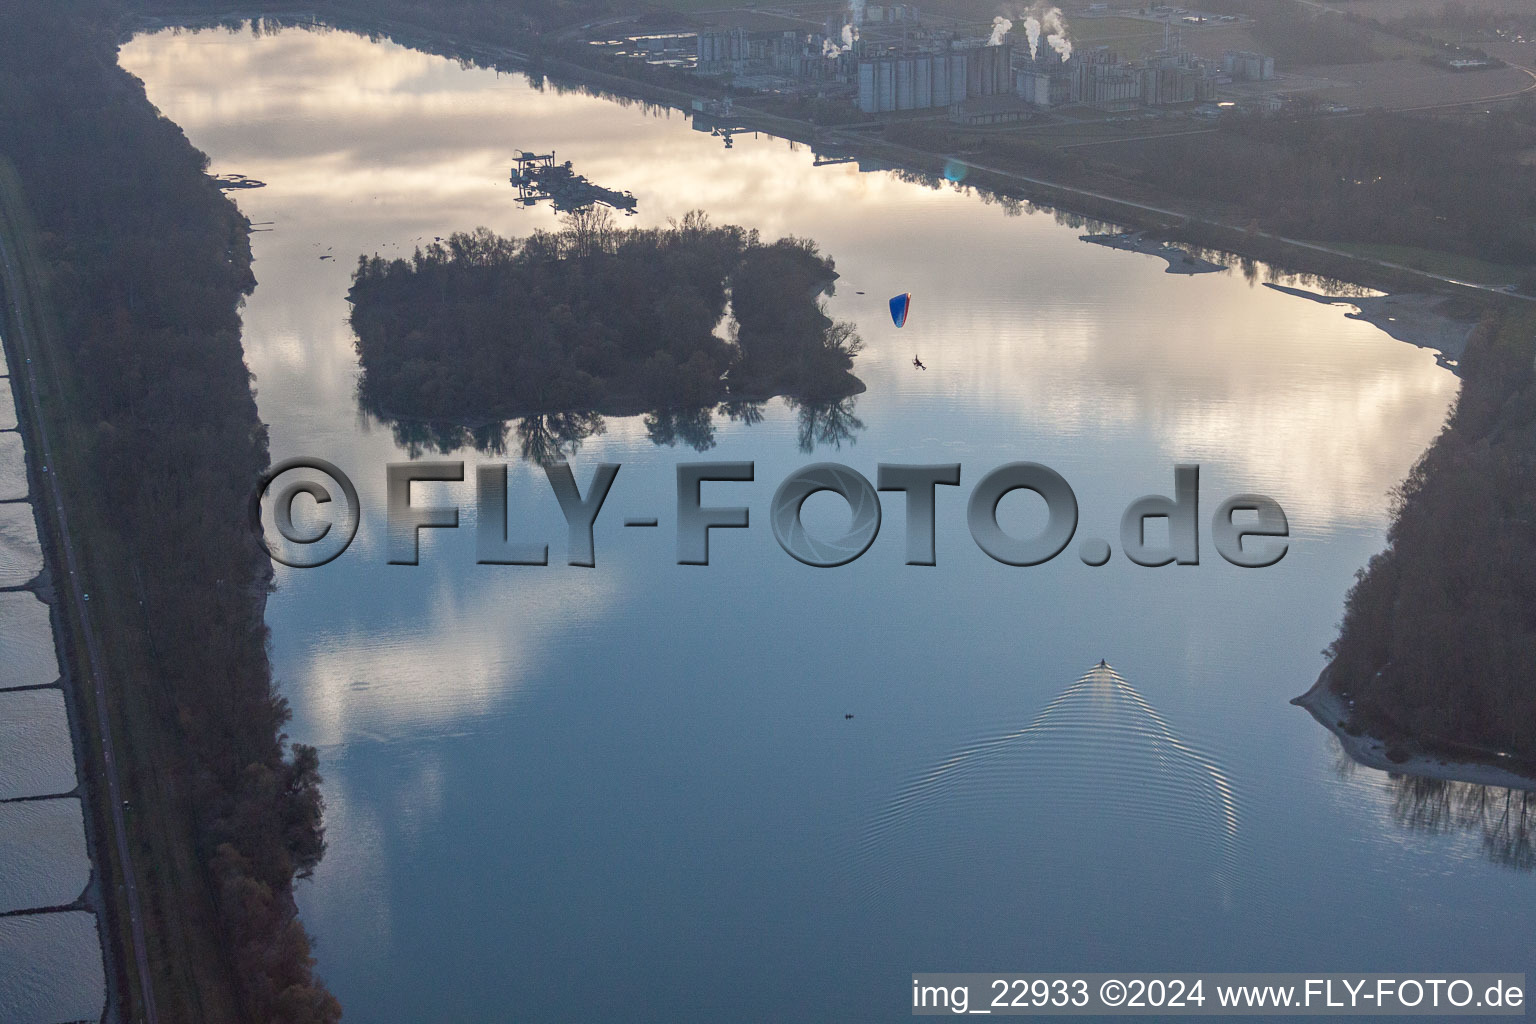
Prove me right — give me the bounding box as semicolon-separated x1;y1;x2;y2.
817;125;1536;304
0;175;160;1024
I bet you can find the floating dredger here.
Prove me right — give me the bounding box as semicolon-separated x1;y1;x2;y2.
510;150;637;214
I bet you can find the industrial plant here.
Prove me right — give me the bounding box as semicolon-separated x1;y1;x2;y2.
664;6;1271;119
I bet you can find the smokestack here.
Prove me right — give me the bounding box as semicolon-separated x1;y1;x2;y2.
1017;5;1071;61
1023;15;1041;59
1037;5;1071;61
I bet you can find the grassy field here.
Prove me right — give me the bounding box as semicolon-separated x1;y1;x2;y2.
1326;0;1525;20
1008;119;1221;149
1321;241;1531;289
1067;15;1261;60
1066;15;1170;57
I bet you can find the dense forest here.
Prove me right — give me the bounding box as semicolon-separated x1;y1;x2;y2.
1326;309;1536;764
0;2;337;1022
1126;104;1536;269
348;209;863;424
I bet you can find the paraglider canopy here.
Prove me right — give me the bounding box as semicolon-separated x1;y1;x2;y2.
889;292;911;328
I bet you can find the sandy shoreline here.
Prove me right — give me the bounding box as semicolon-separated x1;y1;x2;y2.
1080;231;1227;275
1264;283;1480;369
1292;667;1536;793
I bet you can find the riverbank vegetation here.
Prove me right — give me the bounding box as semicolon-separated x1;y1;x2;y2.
348;210;863;424
1326;308;1536;764
1129;106;1536;268
898;98;1536;294
0;3;337;1021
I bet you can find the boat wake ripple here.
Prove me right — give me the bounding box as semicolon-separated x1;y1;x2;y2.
856;662;1246;905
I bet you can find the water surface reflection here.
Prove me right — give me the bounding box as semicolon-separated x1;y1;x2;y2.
1389;776;1536;872
861;662;1245;901
114;22;1533;1024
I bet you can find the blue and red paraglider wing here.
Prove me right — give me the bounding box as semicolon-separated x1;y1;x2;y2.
889;292;911;328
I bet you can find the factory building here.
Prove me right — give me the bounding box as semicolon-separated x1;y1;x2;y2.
949;94;1030;125
856;42;1008;113
696;28;752;73
1067;47;1136;111
966;42;1013;97
772;31;846;80
1140;64;1195;104
1016;67;1075;107
1015;46;1076;109
1137;51;1218;106
1017;43;1215;111
857;51;968;112
1082;65;1142;110
697;27;851;80
1221;50;1274;81
864;5;919;23
694;12;1224;118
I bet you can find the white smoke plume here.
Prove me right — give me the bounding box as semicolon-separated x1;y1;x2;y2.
823;36;841;58
842;23;859;48
988;15;1012;46
1019;4;1069;61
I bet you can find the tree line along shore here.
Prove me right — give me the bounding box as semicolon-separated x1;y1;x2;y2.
1324;306;1536;770
0;2;338;1021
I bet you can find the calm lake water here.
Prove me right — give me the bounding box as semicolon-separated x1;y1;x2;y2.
121;23;1534;1022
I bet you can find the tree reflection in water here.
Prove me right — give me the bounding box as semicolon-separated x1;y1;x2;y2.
721;400;765;428
1333;743;1536;872
644;406;717;452
790;396;863;454
516;411;606;465
385;419;480;458
371;395;863;459
1389;775;1536;872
